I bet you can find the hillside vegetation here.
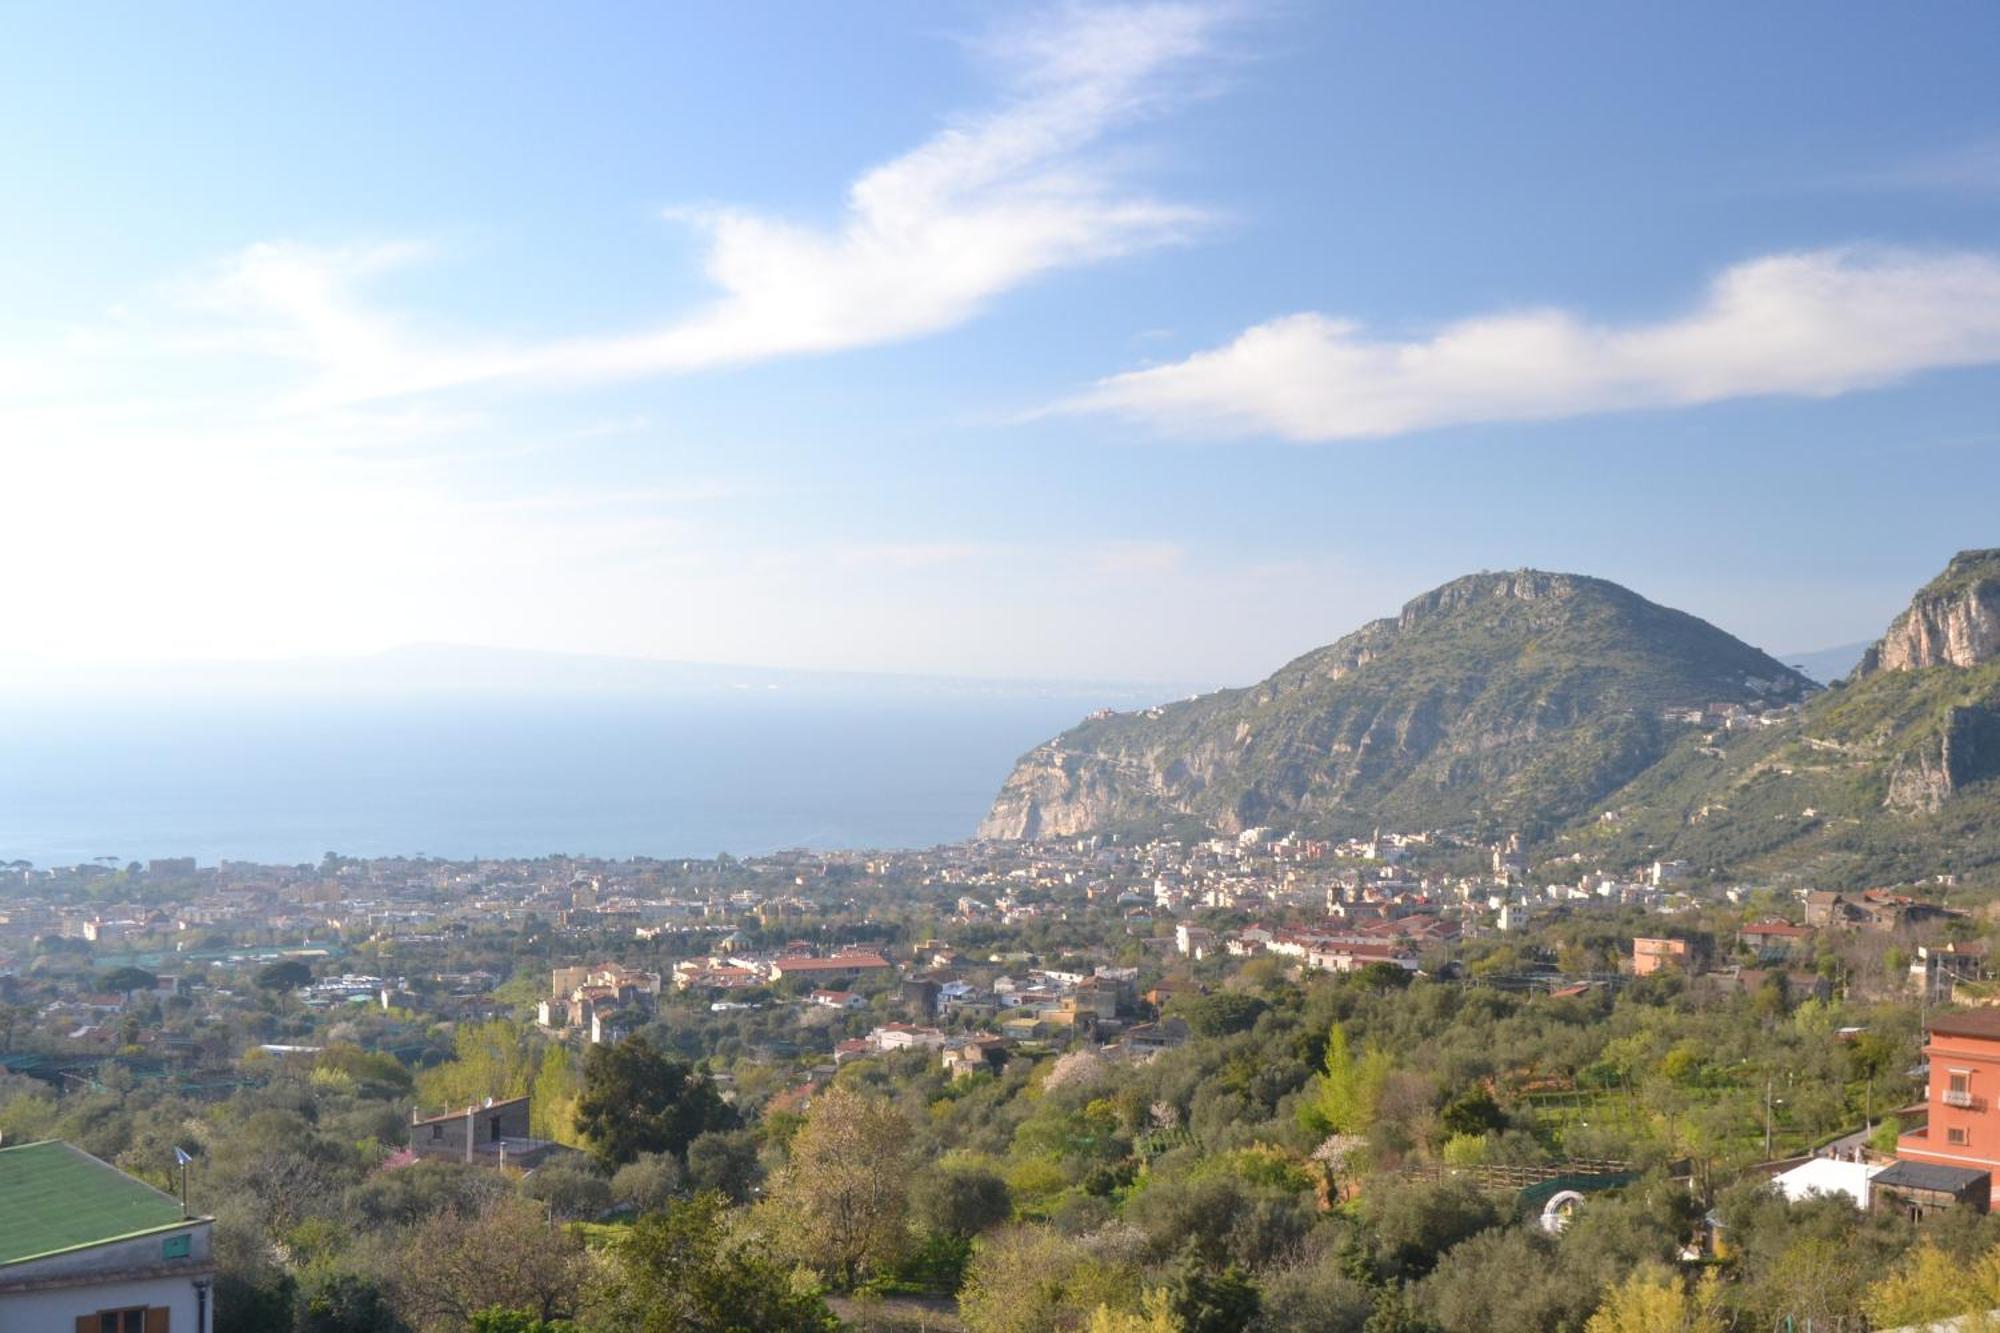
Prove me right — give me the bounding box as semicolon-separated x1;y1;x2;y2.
983;570;1813;843
987;552;2000;890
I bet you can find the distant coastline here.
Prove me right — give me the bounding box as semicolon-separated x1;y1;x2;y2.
0;689;1132;868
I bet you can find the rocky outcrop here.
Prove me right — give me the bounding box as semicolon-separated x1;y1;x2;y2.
980;569;1815;841
980;743;1138;840
1856;549;2000;676
1883;702;2000;813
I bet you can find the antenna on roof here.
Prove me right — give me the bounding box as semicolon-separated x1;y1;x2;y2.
174;1145;193;1219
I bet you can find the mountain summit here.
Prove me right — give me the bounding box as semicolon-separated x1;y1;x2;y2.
980;569;1812;841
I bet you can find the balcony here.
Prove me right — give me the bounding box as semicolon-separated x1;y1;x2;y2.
1943;1088;1975;1108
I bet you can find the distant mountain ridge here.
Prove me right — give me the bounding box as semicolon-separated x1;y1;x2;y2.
1780;641;1871;685
981;569;1814;842
0;642;1195;707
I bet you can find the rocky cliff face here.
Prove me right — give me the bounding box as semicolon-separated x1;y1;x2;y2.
1882;703;2000;812
980;569;1814;841
1838;549;2000;811
1856;549;2000;676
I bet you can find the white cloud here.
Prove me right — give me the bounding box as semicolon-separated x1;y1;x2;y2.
179;2;1231;406
0;3;1239;669
1063;247;2000;441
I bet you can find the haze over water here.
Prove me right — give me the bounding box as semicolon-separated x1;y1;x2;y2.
0;692;1120;867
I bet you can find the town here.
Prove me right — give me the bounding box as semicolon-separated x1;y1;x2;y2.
1;825;1992;1330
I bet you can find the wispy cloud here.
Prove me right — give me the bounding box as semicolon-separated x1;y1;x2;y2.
182;2;1233;407
1060;247;2000;441
1843;136;2000;194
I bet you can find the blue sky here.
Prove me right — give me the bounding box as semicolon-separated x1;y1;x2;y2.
2;1;1997;684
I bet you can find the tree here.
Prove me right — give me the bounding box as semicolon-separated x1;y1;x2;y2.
387;1198;587;1333
350;1159;510;1228
1357;961;1413;992
256;960;313;992
1846;1030;1902;1125
1863;1242;2000;1330
598;1192;837;1333
764;1087;912;1285
960;1226;1140;1333
296;1271;411;1333
1160;1249;1260;1333
612;1151;683;1215
1125;1170;1311;1270
469;1313;575;1333
575;1035;736;1168
1303;1025;1393;1137
1585;1267;1725;1333
1087;1291;1180;1333
1360;1175;1500;1283
415;1019;536;1112
530;1041;581;1144
911;1162;1012;1239
1182;992;1267;1038
1417;1227;1588;1333
1257;1244;1375;1333
685;1129;761;1203
1439;1088;1506;1138
100;966;157;996
521;1160;612;1222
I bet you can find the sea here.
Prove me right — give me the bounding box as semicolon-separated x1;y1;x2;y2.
0;690;1127;868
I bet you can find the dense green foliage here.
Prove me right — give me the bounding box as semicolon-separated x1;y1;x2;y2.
0;895;1985;1332
1572;657;2000;888
574;1034;736;1167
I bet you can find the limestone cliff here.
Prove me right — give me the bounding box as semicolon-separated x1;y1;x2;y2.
980;569;1814;841
1856;549;2000;676
1565;549;2000;888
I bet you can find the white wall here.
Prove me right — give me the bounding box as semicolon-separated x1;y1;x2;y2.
0;1271;208;1333
0;1225;209;1285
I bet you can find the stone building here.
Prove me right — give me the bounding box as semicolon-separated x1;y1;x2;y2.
408;1094;572;1170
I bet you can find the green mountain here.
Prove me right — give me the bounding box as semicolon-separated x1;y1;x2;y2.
980;569;1815;842
1566;549;2000;887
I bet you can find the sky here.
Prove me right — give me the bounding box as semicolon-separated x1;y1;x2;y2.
3;1;1998;687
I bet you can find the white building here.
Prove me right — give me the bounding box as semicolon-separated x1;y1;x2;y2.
1770;1156;1884;1210
1175;923;1216;959
0;1140;215;1332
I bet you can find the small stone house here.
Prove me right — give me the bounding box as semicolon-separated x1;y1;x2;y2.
408;1094;571;1170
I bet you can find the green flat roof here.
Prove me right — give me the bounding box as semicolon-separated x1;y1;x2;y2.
0;1140;193;1266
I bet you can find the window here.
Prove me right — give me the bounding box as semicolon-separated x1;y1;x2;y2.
1950;1127;1971;1146
430;1123;441;1141
94;1309;148;1333
1951;1071;1972;1095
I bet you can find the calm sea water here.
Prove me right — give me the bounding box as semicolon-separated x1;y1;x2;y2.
0;693;1106;866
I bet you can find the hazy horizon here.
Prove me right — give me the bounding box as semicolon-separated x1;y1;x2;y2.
0;598;1892;701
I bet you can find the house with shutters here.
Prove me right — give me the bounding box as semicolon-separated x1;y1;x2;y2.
0;1140;214;1332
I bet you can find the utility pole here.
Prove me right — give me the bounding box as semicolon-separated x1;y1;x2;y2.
1764;1075;1774;1160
